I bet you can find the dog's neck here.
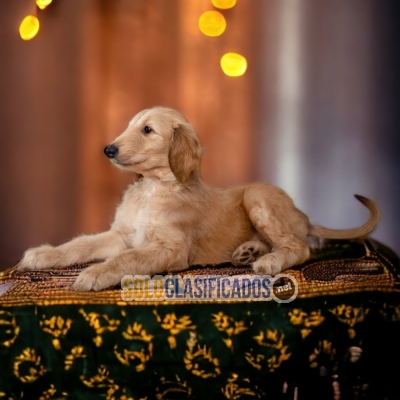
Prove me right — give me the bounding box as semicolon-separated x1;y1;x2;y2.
136;169;202;186
136;171;179;184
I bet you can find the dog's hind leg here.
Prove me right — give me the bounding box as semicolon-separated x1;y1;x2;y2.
251;233;310;275
232;241;271;266
243;187;310;275
247;206;310;274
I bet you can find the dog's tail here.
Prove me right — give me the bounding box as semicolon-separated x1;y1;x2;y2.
308;195;380;239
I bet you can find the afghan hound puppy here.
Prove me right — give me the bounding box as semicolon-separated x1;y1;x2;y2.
18;107;379;291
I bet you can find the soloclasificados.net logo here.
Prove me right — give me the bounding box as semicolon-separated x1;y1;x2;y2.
120;274;298;303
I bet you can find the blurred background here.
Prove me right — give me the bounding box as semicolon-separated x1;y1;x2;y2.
1;0;399;270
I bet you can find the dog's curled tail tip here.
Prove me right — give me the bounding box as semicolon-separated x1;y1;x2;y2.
354;194;369;204
354;194;380;221
309;195;380;240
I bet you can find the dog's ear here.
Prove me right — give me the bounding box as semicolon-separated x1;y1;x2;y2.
168;123;202;183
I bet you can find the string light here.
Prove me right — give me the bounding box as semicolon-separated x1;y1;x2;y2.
211;0;237;10
220;53;247;76
19;15;40;40
199;11;226;37
36;0;52;10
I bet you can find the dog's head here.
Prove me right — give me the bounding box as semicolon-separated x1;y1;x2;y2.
104;107;202;183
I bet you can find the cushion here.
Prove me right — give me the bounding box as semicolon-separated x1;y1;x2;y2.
0;238;399;399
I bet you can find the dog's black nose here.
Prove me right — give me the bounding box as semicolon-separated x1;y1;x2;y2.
104;145;118;158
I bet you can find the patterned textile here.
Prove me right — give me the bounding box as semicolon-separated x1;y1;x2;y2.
0;239;399;399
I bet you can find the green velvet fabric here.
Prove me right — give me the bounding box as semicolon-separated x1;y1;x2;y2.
0;296;399;399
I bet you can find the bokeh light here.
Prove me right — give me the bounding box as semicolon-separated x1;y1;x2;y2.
36;0;52;10
220;53;247;76
211;0;237;10
199;11;226;37
19;16;40;40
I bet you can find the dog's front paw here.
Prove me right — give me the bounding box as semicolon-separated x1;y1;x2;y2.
71;263;120;291
252;254;283;275
18;245;59;271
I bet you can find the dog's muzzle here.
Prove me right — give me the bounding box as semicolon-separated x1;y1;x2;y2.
104;145;118;159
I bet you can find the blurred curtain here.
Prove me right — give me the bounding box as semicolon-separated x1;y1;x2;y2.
0;0;262;269
257;0;400;253
0;0;399;270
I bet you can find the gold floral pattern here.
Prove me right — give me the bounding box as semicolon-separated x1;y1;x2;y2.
38;384;63;400
212;312;247;348
288;308;325;338
80;365;114;388
40;315;72;350
246;329;291;372
106;385;140;400
153;310;196;348
114;323;153;371
13;348;46;383
79;309;120;346
309;340;336;368
253;329;284;349
64;346;86;370
379;303;400;322
0;297;397;398
0;310;20;347
155;376;191;400
184;345;221;378
222;374;260;399
329;304;369;338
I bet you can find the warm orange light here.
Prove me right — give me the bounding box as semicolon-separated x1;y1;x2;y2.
199;11;226;37
211;0;237;10
19;16;40;40
36;0;52;10
220;53;247;76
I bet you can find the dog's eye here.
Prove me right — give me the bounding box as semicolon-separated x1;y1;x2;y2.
143;126;153;134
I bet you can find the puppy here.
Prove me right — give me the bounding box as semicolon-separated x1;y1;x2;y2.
18;107;380;291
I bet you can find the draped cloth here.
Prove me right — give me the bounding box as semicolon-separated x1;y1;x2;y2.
0;239;399;399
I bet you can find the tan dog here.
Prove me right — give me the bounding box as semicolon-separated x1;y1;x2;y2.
18;107;380;291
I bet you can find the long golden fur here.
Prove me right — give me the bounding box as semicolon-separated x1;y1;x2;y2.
18;107;380;291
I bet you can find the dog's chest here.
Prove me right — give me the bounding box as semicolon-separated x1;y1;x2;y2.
114;180;165;247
